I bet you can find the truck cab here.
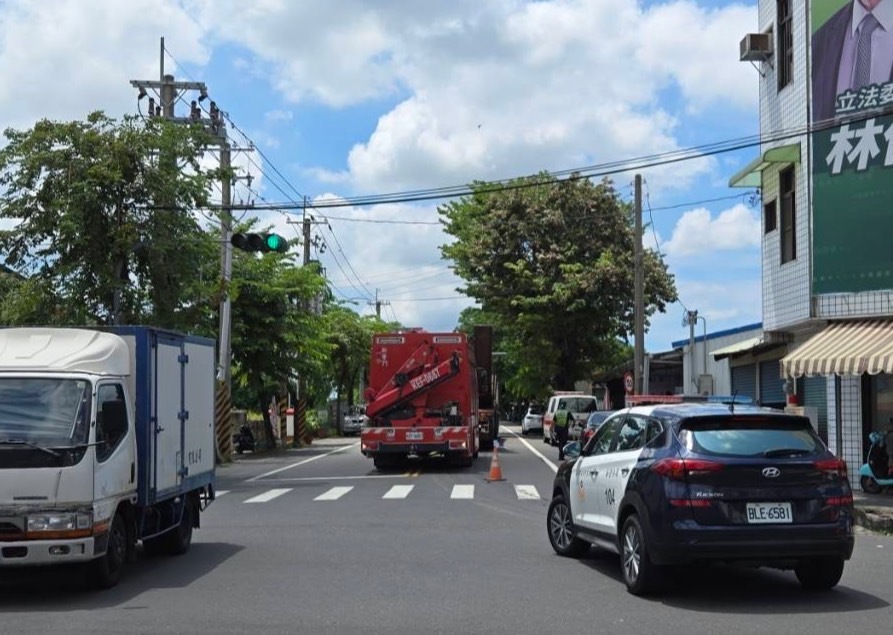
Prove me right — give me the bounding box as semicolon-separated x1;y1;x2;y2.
0;327;216;588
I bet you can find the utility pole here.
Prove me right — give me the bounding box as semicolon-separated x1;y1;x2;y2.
369;288;390;319
634;174;644;396
130;37;232;461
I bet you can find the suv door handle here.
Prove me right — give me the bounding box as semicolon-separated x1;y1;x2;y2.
621;468;629;476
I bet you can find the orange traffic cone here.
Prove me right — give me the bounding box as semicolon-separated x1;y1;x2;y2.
486;444;505;482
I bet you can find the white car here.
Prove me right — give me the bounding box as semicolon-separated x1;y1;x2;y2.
520;404;545;435
543;393;600;445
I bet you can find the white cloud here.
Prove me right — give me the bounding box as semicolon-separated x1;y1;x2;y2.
663;203;760;258
0;0;208;130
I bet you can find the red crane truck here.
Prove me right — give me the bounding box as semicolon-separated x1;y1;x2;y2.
360;330;482;469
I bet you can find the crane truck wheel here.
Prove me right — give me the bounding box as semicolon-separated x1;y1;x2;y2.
89;512;127;589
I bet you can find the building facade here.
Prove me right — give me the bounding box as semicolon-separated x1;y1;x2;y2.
731;0;893;471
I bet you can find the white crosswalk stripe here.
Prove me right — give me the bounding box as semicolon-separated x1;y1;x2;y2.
382;485;414;499
514;485;540;500
451;484;474;499
215;490;230;497
244;488;291;503
314;486;353;501
234;483;544;503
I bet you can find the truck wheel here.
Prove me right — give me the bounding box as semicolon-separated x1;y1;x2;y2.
89;513;127;589
144;499;194;557
480;438;494;451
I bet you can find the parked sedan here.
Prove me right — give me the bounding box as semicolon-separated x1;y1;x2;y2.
521;404;545;435
579;410;616;446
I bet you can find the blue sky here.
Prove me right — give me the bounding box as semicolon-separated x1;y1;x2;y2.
0;0;765;352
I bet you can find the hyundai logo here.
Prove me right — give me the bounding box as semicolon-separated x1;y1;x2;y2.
762;467;781;478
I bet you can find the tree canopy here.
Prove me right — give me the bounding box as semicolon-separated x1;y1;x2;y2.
440;173;677;394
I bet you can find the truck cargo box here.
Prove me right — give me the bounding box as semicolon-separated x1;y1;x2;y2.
102;326;216;506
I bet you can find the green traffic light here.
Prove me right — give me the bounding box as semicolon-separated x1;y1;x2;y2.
265;234;284;252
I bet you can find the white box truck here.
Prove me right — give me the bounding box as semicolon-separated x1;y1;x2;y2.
0;326;217;588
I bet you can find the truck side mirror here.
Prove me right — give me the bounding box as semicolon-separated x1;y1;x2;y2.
100;399;128;439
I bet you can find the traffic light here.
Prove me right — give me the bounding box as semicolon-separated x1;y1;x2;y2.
231;232;289;254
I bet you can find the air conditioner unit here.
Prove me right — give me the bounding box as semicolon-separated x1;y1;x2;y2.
740;33;772;62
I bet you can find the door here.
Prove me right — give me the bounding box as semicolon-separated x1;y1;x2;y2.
93;380;136;504
592;414;648;536
570;416;621;531
153;336;186;496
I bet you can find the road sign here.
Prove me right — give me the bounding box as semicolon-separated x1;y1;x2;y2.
624;372;634;395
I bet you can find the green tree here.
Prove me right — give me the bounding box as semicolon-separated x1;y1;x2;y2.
0;112;216;328
228;237;328;448
440;173;677;391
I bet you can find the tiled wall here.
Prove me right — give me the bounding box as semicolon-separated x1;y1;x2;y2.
826;375;864;470
757;0;811;332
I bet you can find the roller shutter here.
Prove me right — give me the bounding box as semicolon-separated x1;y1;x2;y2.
759;359;786;406
731;364;757;401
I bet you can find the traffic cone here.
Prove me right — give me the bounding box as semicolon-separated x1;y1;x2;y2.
486;444;505;482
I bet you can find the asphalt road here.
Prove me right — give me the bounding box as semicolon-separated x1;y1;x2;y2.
2;424;892;635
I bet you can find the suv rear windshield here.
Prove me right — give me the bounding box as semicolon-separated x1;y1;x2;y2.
677;416;822;458
561;397;598;414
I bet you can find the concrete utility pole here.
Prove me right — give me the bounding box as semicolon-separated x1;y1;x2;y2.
634;174;644;396
129;36;233;460
369;288;390;319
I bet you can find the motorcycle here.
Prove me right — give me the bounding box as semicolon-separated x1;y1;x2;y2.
859;430;893;494
233;423;256;454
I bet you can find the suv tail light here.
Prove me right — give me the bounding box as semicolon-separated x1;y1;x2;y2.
651;458;724;480
814;458;848;478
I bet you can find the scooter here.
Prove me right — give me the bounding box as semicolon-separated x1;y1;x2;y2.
859;430;893;494
233;423;256;454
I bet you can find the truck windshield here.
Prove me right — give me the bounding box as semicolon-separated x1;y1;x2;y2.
0;378;91;447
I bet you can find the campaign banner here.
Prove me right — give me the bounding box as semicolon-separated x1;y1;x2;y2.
811;0;893;294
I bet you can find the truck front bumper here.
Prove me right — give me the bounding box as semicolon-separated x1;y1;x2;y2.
0;536;98;566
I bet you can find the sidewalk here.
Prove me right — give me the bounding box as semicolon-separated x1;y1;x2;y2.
853;491;893;534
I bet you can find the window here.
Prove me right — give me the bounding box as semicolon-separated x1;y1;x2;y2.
776;0;793;89
95;383;128;463
614;416;647;452
764;199;777;233
780;166;796;263
585;416;621;456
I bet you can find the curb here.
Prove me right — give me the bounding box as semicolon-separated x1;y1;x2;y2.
854;507;893;534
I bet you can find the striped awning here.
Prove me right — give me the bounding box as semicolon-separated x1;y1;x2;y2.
780;320;893;378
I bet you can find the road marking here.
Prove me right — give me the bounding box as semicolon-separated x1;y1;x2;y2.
314;486;353;501
247;442;360;482
215;490;230;497
451;484;474;499
514;485;540;500
503;426;558;473
382;485;414;499
263;474;411;482
244;488;291;503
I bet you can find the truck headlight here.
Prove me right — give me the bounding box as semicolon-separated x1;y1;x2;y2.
27;511;93;532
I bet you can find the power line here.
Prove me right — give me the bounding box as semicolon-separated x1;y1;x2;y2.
226;105;891;211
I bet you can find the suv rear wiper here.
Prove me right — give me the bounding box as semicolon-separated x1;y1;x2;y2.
0;438;62;457
763;448;812;458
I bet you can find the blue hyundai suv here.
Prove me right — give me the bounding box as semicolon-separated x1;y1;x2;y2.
546;402;855;595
